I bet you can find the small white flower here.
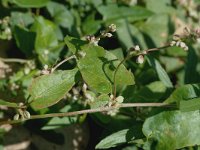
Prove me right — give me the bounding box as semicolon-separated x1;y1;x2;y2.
179;42;186;48
115;96;124;103
176;41;181;46
134;45;140;51
108;24;117;32
183;46;189;51
44;50;49;55
24;68;30;75
109;94;114;100
78;51;86;58
105;33;113;37
170;41;176;46
44;64;48;70
23;111;31;119
13;114;20;120
136;55;144;64
5;27;11;34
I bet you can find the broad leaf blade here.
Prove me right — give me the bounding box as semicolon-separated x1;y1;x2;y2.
64;36;87;54
165;84;200;104
47;2;74;31
13;0;50;8
78;51;134;94
180;98;200;112
31;16;61;65
97;4;153;22
143;110;200;150
14;26;36;56
78;57;112;94
147;56;173;88
29;68;79;109
96;129;135;149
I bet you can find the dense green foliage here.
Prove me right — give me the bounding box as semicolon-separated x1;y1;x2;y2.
0;0;200;149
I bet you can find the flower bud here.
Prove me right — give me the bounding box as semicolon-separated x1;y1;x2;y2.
23;111;31;119
134;45;140;51
179;42;186;48
116;96;124;103
136;55;144;64
170;41;176;46
105;33;113;37
108;24;117;32
77;51;86;58
13;114;20;120
44;64;48;70
183;46;189;51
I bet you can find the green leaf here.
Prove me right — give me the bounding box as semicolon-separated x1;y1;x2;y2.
97;4;153;22
13;0;50;8
139;14;170;46
31;16;62;65
0;99;18;108
64;36;105;57
103;51;135;86
165;84;200;104
29;68;79;109
147;56;173;88
10;12;34;27
81;44;105;57
47;1;74;31
180;98;200;112
143;110;200;150
115;19;134;49
185;46;200;84
82;13;101;35
96;128;135;149
78;56;112;94
64;36;87;54
132;81;167;102
146;0;175;14
78;51;134;94
14;26;36;56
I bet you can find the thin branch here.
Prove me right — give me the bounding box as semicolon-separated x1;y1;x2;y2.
0;58;28;64
0;103;174;125
113;55;131;98
141;44;170;54
51;55;76;72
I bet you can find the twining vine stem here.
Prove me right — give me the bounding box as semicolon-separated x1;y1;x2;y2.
112;44;171;98
51;55;76;72
0;102;174;125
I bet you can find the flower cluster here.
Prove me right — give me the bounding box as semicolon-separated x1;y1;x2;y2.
0;16;12;40
41;64;51;75
13;103;30;120
170;40;188;51
85;24;117;46
106;95;124;116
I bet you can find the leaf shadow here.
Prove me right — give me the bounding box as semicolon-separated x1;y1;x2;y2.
99;57;119;84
